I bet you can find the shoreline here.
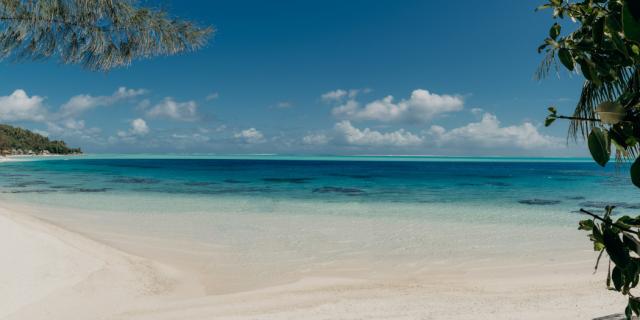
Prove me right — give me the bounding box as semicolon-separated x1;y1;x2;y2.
0;153;595;163
0;198;627;319
0;154;84;162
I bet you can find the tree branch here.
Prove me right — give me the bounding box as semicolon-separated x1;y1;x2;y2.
580;208;635;233
556;115;601;122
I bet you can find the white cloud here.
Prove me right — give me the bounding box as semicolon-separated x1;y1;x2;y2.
301;112;562;152
147;98;199;121
470;107;483;115
62;118;85;130
0;89;47;122
330;89;463;123
302;133;330;145
334;121;423;147
59;87;146;117
321;89;348;102
234;128;265;144
321;88;370;103
206;92;219;101
130;118;149;135
113;118;150;143
331;100;360;117
428;113;562;149
45;119;103;144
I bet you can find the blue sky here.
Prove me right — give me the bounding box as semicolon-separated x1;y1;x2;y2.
0;0;587;155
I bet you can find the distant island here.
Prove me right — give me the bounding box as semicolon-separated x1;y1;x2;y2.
0;124;81;156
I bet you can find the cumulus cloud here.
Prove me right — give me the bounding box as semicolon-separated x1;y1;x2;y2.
321;89;348;102
59;87;146;117
62;118;85;130
114;118;150;141
301;112;562;152
130;118;149;135
334;121;424;147
234;128;265;144
0;89;47;122
34;87;145;145
329;89;463;123
428;113;562;149
46;120;103;144
146;98;199;121
321;88;370;103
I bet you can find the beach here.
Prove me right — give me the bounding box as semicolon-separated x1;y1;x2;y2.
0;200;623;319
0;157;632;319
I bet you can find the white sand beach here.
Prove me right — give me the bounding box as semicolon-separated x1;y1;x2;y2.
0;201;625;320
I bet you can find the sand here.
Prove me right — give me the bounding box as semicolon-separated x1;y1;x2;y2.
0;203;626;320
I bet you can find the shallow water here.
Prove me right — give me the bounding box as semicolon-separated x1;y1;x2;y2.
0;155;634;292
0;156;633;211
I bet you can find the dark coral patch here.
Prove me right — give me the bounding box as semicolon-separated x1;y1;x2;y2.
518;199;562;205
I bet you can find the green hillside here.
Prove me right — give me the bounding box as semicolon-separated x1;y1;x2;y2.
0;124;81;155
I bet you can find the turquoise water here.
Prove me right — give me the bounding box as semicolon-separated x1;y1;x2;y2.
1;155;632;291
0;155;635;215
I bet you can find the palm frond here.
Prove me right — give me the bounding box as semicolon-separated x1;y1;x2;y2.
535;49;558;81
569;67;636;140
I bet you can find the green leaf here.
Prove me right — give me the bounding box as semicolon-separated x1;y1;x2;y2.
548;106;557;114
630;157;640;188
593;18;605;45
592;226;606;251
610;126;629;149
535;4;552;12
613;266;624;291
605;205;616;219
577;58;601;85
588;127;611;167
545;116;556;127
623;234;639;253
557;48;574;71
612;31;630;57
623;0;640;42
537;43;548;53
608;15;624;34
626;304;632;320
579;219;595;231
550;23;561;39
604;227;631;268
630;297;640;315
627;0;640;21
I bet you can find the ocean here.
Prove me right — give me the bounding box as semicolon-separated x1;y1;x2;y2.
0;155;634;292
0;155;634;215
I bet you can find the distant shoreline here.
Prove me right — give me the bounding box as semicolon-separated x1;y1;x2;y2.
0;153;595;163
0;154;83;162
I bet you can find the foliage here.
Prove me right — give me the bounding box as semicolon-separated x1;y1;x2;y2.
0;124;81;154
0;0;213;71
538;0;640;318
